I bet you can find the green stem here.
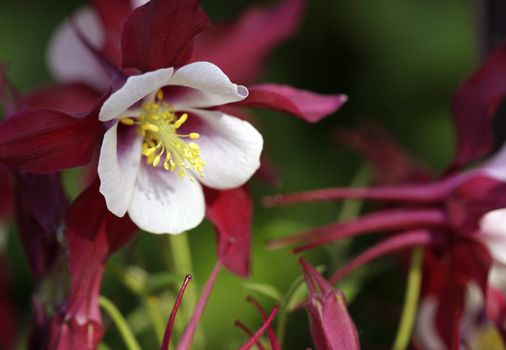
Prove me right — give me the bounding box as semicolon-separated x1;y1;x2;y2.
164;234;198;319
144;296;166;344
163;234;205;348
276;276;301;346
338;164;371;222
99;296;142;350
276;308;287;348
392;247;424;350
327;164;371;271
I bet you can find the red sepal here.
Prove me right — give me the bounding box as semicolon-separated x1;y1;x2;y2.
55;179;138;349
434;240;492;350
336;122;430;185
0;256;17;349
232;83;347;123
92;0;135;67
121;0;210;71
487;285;506;345
191;0;305;84
27;83;100;114
0;166;12;217
204;186;252;277
0;102;105;173
14;173;66;282
451;41;506;168
435;266;466;350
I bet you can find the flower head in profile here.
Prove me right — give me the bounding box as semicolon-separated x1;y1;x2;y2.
98;62;263;234
415;220;506;350
265;41;506;349
416;272;506;350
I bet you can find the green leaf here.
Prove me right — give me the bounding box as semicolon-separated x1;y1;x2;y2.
285;265;325;312
242;282;284;304
98;343;112;350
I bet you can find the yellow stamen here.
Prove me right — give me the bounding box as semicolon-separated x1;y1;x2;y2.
121;90;204;180
120;117;136;125
146;153;156;165
189;143;200;151
174;113;188;129
153;155;161;167
143;147;157;157
141;124;160;133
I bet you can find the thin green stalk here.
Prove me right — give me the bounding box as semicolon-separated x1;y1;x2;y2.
164;234;197;318
276;308;288;348
144;296;166;343
327;164;371;272
392;247;424;350
163;234;204;348
338;164;371;222
99;296;142;350
276;275;302;346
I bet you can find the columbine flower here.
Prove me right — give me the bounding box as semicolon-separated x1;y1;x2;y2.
413;208;506;350
0;0;344;277
416;265;506;350
265;41;506;349
97;62;263;234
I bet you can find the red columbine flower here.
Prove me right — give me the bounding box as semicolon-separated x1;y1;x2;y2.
0;0;345;277
415;208;506;350
97;63;263;233
266;41;506;349
415;263;506;350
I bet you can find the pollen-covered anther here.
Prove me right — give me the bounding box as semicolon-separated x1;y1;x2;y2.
120;117;136;125
120;91;205;180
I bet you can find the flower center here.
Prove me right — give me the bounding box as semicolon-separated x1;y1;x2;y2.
120;90;204;180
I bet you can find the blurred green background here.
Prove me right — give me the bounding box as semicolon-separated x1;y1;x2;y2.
0;0;477;349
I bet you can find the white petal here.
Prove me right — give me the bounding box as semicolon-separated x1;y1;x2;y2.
128;164;205;234
489;264;506;292
98;123;143;217
479;141;506;182
168;62;248;109
460;282;483;336
131;0;149;8
185;109;263;189
479;208;506;265
414;298;446;350
100;68;174;121
47;6;108;91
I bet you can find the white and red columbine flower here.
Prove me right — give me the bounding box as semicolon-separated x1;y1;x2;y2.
97;62;263;234
415;209;506;350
